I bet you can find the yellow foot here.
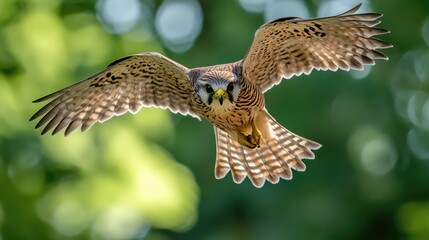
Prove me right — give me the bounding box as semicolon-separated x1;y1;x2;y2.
250;120;263;147
248;134;261;148
237;134;258;149
230;120;264;149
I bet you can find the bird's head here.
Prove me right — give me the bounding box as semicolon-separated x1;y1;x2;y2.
196;71;240;108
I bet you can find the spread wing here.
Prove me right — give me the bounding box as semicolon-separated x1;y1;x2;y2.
241;4;392;92
30;52;200;136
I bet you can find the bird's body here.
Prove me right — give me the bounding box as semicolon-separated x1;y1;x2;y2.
30;4;392;187
191;63;265;136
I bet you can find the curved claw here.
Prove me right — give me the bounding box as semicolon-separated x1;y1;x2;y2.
238;134;258;149
250;120;263;148
229;120;264;149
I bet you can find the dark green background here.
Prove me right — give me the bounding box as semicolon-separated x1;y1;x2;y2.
1;0;428;239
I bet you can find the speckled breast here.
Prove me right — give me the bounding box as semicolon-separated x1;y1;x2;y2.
208;82;265;131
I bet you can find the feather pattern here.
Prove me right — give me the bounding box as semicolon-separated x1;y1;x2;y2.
242;4;392;92
30;52;200;136
214;113;321;188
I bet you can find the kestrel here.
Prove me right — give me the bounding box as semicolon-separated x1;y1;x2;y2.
30;4;391;187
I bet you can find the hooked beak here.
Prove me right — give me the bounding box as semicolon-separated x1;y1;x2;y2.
213;89;227;105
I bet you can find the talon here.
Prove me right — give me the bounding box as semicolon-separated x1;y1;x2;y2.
252;134;262;148
255;134;262;147
237;134;257;149
251;120;263;148
231;120;263;149
246;135;258;149
247;144;257;149
245;135;257;148
247;134;261;148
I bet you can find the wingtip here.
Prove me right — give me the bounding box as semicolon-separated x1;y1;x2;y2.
309;141;322;150
32;93;56;103
29;114;37;122
355;3;363;9
40;126;50;135
385;42;394;48
342;3;363;15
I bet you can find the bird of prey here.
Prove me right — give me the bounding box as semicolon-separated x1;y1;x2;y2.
30;4;391;187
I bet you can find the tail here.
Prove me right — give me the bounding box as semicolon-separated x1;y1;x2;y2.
214;111;321;188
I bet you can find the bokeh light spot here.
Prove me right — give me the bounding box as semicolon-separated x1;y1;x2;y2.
350;66;371;80
398;201;429;237
391;50;429;133
414;51;429;84
407;127;429;160
4;11;68;81
407;91;429;130
92;205;148;240
348;125;397;176
239;0;268;13
7;149;44;194
155;0;203;52
422;16;429;47
361;139;397;176
52;201;88;237
96;0;142;34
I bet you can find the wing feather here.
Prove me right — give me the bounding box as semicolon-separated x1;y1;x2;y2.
242;4;392;92
30;52;200;135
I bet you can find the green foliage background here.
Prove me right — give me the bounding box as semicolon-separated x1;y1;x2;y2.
1;0;429;239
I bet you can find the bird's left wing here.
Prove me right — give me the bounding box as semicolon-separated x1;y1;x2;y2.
241;4;392;92
30;52;200;136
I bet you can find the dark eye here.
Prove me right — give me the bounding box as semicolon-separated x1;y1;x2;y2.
227;83;234;92
205;84;213;94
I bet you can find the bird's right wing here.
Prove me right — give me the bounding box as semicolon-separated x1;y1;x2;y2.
30;52;200;136
241;4;392;92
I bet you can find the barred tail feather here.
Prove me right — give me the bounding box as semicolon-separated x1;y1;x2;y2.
214;112;321;188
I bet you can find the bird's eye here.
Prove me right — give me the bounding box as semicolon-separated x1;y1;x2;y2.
205;84;214;94
227;83;234;92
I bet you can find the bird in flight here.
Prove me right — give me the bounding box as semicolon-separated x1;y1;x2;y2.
30;4;391;187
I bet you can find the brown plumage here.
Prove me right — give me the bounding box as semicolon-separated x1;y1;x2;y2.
30;4;391;187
